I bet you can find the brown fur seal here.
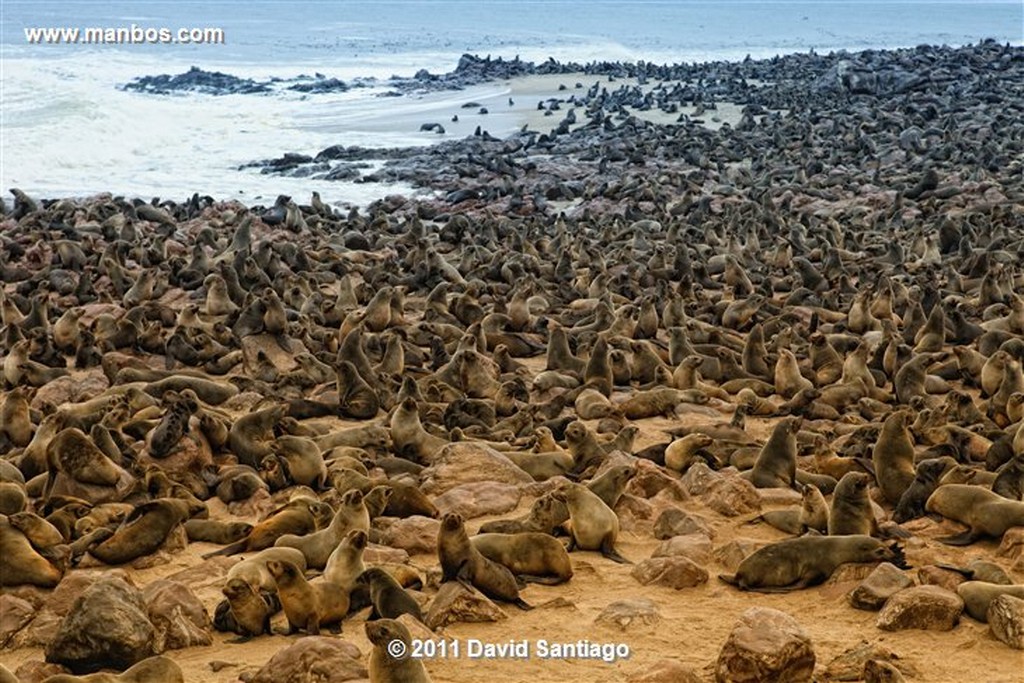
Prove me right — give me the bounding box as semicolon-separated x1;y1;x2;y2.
0;482;27;515
471;532;573;585
437;512;531;609
893;458;952;523
356;567;425;622
39;655;184;683
872;410;916;504
184;518;253;544
228;404;285;467
366;619;432;683
551;482;630;564
390;398;447;463
205;498;331;557
226;546;308;592
750;417;802;489
267;559;349;634
478;493;567;535
275;489;369;569
88;497;198;565
220;577;273;638
956;581;1024;622
925;484;1024;545
44;428;122;499
753;483;829;535
719;535;907;592
0;513;66;587
324;529;368;591
829;472;877;536
664;434;715;472
0;386;33;446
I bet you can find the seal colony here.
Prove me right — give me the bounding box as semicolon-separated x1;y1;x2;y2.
1;40;1024;682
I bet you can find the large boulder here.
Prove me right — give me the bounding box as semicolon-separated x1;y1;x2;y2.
425;581;506;630
45;577;156;674
876;586;963;631
434;481;520;519
849;563;915;611
143;579;212;651
987;594;1024;649
250;637;365;683
420;443;533;494
715;607;815;683
379;516;440;555
631;557;709;590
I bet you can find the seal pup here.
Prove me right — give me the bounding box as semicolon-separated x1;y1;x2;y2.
275;489;369;569
828;472;877;536
720;535;907;592
356;567;425;622
220;577;274;639
551;482;630;564
267;559;349;634
366;619;433;683
872;409;916;505
437;512;532;609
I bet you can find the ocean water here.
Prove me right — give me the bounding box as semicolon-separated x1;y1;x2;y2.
1;1;1021;207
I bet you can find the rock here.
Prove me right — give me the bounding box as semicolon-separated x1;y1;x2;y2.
594;598;661;630
679;462;722;495
652;534;713;566
31;371;109;410
11;610;63;649
631;557;709;590
425;581;507;630
250;636;366;683
380;515;439;554
823;640;914;681
420;442;534;494
165;556;237;592
433;481;520;519
653;508;715;540
241;334;304;373
713;539;761;573
827;563;878;585
628;464;687;499
916;565;967;591
876;586;963;631
715;607;815;683
614;492;654;529
863;659;906;683
998;527;1024;559
143;579;212;652
45;577;156;674
364;544;410;565
0;594;34;647
13;661;70;683
987;594;1024;649
46;570;135;616
849;563;915;611
627;659;702;683
702;476;761;517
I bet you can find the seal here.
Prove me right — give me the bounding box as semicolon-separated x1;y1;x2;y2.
226;546;308;592
184;518;253;544
324;528;368;592
893;458;953;523
956;581;1024;622
719;535;907;592
471;532;573;584
228;404;285;467
753;483;829;535
390;398;447;463
39;655;185;682
925;484;1024;544
750;417;802;489
267;558;349;634
87;497;198;565
44;427;123;500
205;498;331;557
356;566;425;622
0;513;66;587
872;409;916;505
828;471;877;536
220;577;273;639
664;433;715;472
0;386;33;446
437;512;532;609
478;493;567;534
275;489;369;569
551;482;630;564
366;618;433;683
992;451;1024;501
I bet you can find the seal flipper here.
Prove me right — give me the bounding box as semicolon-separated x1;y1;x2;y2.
937;529;981;546
599;537;632;564
718;573;739;586
512;597;534;611
518;574;564;586
273;334;292;353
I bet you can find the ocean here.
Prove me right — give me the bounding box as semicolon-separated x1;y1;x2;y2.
1;0;1021;208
